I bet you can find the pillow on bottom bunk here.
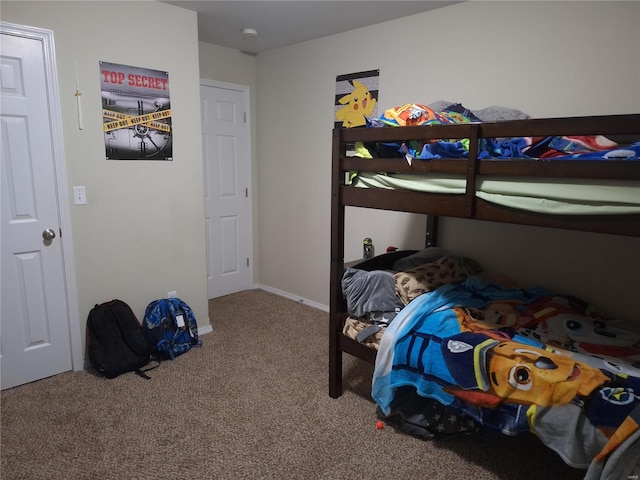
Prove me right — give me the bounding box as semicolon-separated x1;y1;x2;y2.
391;247;450;271
342;268;403;323
394;255;472;306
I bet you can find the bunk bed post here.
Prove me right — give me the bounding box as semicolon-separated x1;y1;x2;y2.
464;124;480;218
329;128;346;398
426;215;439;247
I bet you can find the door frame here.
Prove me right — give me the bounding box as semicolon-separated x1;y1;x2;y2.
1;22;83;372
200;78;254;295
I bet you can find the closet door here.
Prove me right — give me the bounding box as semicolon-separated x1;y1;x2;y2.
201;81;253;298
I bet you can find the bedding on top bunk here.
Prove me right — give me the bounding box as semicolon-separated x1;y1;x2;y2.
358;103;640;161
341;249;640;479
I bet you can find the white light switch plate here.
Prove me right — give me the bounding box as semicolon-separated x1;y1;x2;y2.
73;186;87;205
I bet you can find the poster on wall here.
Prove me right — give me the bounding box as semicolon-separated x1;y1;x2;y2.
334;69;379;129
100;61;172;160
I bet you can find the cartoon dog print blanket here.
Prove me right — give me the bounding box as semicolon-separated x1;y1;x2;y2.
372;276;640;480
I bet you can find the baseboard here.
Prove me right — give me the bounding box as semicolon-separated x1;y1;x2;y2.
198;324;213;336
254;284;329;312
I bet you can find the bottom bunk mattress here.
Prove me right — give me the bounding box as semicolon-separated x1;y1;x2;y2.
352;172;640;216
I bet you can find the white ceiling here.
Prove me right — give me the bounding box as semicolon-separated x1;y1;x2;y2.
162;1;461;54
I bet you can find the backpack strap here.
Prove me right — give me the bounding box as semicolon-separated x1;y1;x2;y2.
135;358;161;379
165;300;184;354
166;298;203;346
158;337;175;360
151;300;175;359
170;298;203;347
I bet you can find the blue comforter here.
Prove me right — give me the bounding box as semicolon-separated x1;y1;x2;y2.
372;277;640;478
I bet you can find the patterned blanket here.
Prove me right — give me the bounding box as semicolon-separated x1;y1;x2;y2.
363;103;640;161
372;277;640;479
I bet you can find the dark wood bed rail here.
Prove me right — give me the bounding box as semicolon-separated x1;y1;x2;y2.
342;157;640;180
329;113;640;398
339;188;640;237
338;113;640;143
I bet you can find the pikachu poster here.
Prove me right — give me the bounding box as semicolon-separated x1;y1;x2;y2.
334;69;379;128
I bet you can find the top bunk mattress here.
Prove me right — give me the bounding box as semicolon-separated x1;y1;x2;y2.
351;172;640;216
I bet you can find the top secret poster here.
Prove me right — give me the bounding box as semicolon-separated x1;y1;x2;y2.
100;61;172;160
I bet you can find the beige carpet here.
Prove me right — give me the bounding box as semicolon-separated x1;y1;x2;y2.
1;289;586;479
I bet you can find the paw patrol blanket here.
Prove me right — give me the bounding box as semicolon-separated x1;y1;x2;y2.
372;277;640;479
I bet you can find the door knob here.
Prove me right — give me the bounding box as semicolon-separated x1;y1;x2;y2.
42;228;57;240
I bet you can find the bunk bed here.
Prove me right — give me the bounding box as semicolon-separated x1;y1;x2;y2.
329;112;640;479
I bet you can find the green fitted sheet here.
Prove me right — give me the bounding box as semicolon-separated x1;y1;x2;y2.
352;172;640;215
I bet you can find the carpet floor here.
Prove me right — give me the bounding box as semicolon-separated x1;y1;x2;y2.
1;289;587;479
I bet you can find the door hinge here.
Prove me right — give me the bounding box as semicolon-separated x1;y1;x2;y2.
243;112;247;123
246;258;249;267
245;187;248;198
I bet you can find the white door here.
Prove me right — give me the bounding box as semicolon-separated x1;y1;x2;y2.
1;26;73;389
201;81;252;298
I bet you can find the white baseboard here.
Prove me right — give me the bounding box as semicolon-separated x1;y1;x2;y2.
198;324;213;336
254;284;329;312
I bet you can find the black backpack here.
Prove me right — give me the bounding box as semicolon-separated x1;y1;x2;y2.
86;299;158;379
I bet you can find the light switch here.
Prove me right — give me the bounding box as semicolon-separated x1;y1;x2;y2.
73;186;87;205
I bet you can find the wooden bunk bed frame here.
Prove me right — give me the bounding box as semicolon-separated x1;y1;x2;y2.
329;113;640;398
